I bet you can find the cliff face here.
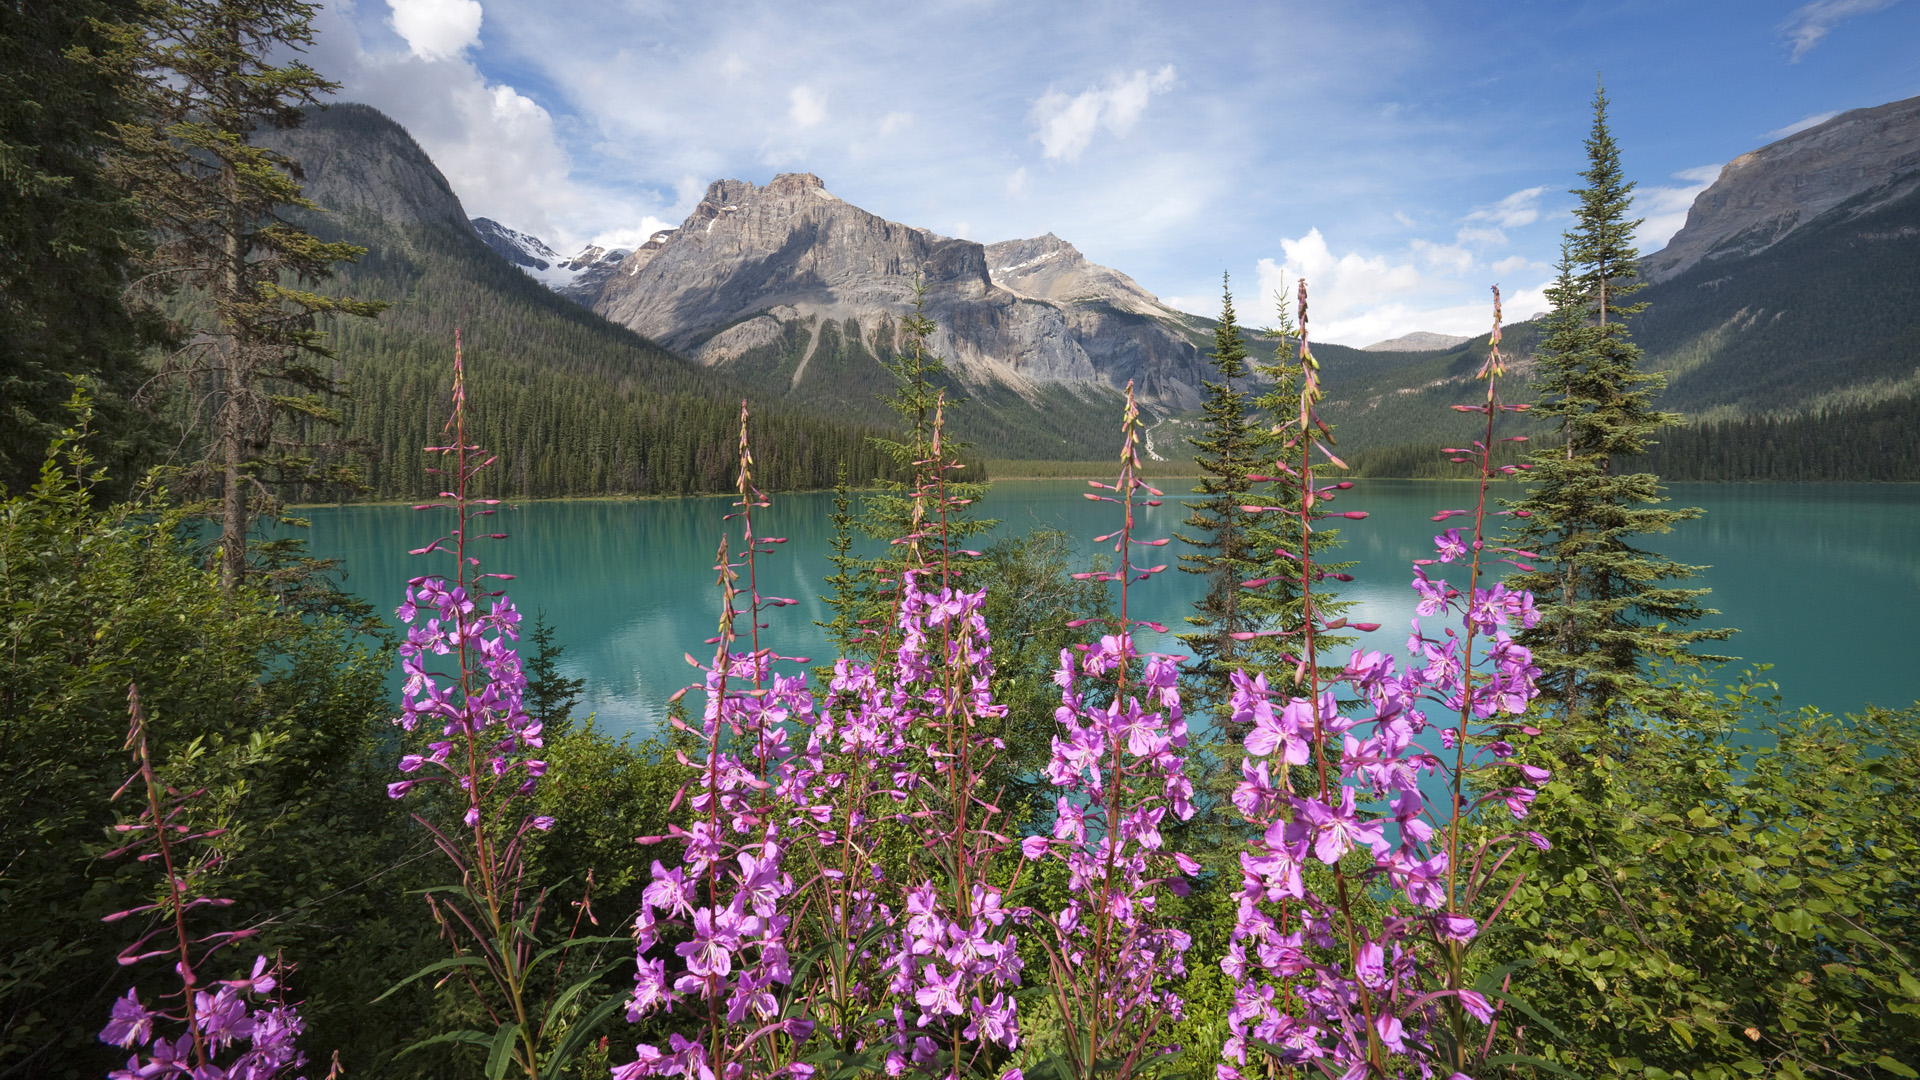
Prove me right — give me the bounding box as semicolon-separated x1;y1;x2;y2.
585;174;1212;412
258;103;471;229
1644;95;1920;282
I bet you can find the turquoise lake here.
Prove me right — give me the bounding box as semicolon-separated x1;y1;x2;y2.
290;480;1920;739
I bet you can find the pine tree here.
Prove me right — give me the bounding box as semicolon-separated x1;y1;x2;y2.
1240;282;1352;696
841;279;993;658
0;0;168;495
111;0;383;588
1176;275;1261;713
1508;84;1732;721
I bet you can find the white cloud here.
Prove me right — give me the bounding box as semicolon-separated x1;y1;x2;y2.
1779;0;1901;61
1454;224;1507;248
1411;238;1473;273
1006;166;1029;197
1029;65;1176;162
1768;109;1839;138
1491;254;1544;276
1232;228;1548;346
877;110;913;136
1634;164;1721;251
386;0;482;61
788;86;828;128
1467;186;1546;229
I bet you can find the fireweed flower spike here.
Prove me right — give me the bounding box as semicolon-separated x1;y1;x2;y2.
99;685;311;1080
385;333;625;1080
620;402;811;1080
1220;286;1550;1080
1023;380;1197;1080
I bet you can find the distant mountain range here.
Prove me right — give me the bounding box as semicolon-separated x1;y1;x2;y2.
294;91;1917;474
257;104;912;499
1315;93;1920;451
471;173;1240;457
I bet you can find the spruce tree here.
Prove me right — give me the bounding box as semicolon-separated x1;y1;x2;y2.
1176;275;1261;712
0;0;168;495
838;280;992;659
1240;284;1352;696
1509;84;1731;721
111;0;383;588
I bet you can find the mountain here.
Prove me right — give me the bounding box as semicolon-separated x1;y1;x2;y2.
526;174;1218;458
1316;93;1920;464
472;216;562;270
254;104;913;498
1627;93;1920;416
1642;95;1920;283
1362;331;1475;353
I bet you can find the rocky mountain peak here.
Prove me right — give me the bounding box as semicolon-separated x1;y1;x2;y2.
983;233;1174;318
582;174;1211;415
254;103;469;229
472;217;562;270
1644;94;1920;282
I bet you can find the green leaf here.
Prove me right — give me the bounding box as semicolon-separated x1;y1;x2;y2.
1875;1056;1920;1079
1482;1054;1586;1079
542;991;628;1078
396;1028;497;1059
485;1021;522;1080
372;955;489;1003
1481;985;1574;1043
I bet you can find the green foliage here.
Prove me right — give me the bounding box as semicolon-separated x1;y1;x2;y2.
110;0;385;586
0;402;408;1078
526;610;587;734
1624;393;1920;482
1503;671;1920;1078
831;281;996;660
1509;90;1732;721
1176;277;1263;711
0;0;170;496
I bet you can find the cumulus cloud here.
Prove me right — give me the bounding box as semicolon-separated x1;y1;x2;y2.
1768;109;1839;137
788;86;828;128
1230;228;1548;346
1779;0;1901;61
387;0;482;61
1634;164;1721;251
1467;186;1546;229
1030;65;1176;162
314;0;669;252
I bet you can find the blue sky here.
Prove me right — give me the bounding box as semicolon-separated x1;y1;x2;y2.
308;0;1919;346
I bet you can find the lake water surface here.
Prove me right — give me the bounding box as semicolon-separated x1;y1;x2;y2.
291;480;1920;739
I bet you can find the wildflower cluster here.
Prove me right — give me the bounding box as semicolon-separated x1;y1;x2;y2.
620;401;1030;1080
1022;382;1197;1080
98;687;310;1080
1221;285;1551;1079
389;337;547;828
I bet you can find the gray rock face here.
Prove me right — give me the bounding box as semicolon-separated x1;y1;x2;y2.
473;217;561;269
1644;94;1920;282
257;103;470;229
1362;331;1475;352
586;174;1210;410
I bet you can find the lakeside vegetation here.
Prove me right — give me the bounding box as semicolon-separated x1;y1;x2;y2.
2;6;1915;1080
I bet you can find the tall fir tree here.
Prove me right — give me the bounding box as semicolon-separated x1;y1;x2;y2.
1176;275;1261;713
0;0;169;496
1240;281;1352;697
110;0;383;589
832;279;993;660
1508;83;1732;722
